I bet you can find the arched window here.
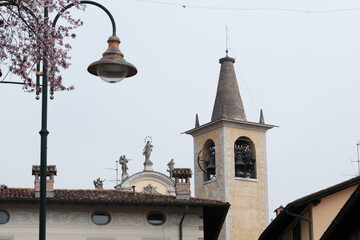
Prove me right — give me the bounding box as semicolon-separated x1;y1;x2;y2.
147;212;166;225
92;211;111;225
198;139;216;181
234;137;256;179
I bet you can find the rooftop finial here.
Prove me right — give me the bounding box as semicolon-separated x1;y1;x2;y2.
195;113;200;127
225;25;229;56
259;109;265;124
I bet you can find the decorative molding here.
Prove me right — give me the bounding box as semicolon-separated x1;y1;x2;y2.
142;184;160;194
118;171;175;195
114;212;145;226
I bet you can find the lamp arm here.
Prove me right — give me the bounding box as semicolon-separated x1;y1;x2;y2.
52;0;116;36
1;1;115;35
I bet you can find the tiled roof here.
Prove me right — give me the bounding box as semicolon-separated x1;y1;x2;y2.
0;188;229;207
259;175;360;240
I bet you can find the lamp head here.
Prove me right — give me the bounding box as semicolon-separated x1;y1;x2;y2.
88;36;137;83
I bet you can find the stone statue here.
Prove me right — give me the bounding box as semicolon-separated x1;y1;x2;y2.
119;155;129;180
93;178;104;189
167;159;175;177
143;140;153;171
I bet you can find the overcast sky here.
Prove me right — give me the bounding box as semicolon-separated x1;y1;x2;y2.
1;0;360;220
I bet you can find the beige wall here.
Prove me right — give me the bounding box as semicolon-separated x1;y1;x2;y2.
0;203;203;240
312;185;356;239
192;121;269;240
275;185;357;240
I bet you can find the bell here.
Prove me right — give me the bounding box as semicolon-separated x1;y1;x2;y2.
206;155;216;174
235;154;245;166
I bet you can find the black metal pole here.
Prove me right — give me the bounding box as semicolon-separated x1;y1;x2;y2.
39;3;116;240
39;6;49;240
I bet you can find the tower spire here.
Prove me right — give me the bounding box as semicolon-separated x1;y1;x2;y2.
211;54;246;122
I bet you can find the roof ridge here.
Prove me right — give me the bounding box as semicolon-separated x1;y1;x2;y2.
289;175;360;207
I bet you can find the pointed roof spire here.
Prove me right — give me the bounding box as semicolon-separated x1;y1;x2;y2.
195;113;200;127
211;53;247;122
259;109;265;124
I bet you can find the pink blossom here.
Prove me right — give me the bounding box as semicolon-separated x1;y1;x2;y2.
0;0;85;91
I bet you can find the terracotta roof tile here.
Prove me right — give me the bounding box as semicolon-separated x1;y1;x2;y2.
0;188;228;207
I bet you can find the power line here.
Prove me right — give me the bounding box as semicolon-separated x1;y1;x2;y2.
135;0;360;14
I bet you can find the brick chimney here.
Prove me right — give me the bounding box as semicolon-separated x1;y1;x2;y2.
274;205;284;217
173;168;192;200
32;165;57;198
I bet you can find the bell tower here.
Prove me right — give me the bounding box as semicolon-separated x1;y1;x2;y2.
185;53;274;240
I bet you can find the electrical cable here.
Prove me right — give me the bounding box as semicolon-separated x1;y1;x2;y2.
135;0;360;14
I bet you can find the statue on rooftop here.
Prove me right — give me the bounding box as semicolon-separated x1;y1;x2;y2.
119;155;129;180
167;159;175;177
93;178;104;189
143;136;154;171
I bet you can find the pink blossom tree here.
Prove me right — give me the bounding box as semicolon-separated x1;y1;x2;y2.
0;0;85;91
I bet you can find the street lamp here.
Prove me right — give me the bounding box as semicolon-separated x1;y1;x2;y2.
0;1;137;240
52;0;137;83
88;35;137;83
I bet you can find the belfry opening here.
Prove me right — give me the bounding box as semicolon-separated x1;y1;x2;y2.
234;137;256;179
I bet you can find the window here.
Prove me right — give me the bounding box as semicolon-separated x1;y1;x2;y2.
147;212;166;225
234;137;256;179
198;139;216;181
0;210;9;224
91;212;111;225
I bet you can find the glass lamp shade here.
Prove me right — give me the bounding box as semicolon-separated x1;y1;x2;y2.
88;57;137;83
96;63;129;83
87;36;137;83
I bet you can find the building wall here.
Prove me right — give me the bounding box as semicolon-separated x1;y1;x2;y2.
312;185;357;240
0;203;203;240
280;210;311;240
193;126;226;239
276;185;357;240
192;121;269;240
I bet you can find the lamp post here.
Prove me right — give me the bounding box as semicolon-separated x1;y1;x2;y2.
0;1;137;240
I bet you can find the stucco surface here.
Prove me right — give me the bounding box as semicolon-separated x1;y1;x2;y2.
312;185;356;240
0;204;203;240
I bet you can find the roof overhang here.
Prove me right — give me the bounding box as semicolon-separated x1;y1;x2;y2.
184;118;276;137
203;204;230;240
